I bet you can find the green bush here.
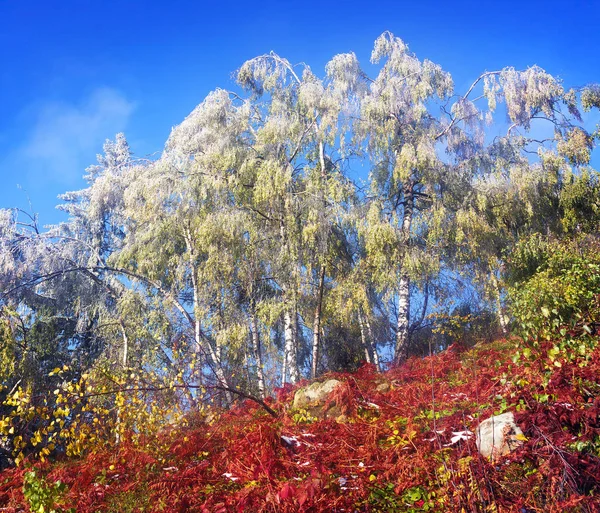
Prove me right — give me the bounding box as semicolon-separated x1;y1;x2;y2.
507;236;600;344
23;471;74;513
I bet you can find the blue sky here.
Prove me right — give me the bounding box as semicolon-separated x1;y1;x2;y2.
1;0;599;225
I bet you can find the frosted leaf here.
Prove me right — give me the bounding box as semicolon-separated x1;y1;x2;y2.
326;52;364;97
581;84;600;112
500;66;563;128
483;74;500;112
557;127;593;166
371;31;407;64
237;52;298;96
416;140;437;169
166;89;234;157
298;79;325;111
451;98;481;132
0;208;16;237
423;59;453;98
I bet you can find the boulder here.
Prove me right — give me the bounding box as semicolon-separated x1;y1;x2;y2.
292;379;342;419
375;381;391;393
476;412;524;461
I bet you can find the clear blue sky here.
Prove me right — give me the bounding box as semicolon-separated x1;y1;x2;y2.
1;0;599;225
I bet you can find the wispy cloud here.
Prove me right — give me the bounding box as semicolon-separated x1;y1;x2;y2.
13;88;135;186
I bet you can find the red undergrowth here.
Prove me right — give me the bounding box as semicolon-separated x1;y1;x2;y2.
1;338;599;512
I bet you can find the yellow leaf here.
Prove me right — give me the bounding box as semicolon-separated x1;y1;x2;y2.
369;474;377;482
515;434;528;441
14;452;23;466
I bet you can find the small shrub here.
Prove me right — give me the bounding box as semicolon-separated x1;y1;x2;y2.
22;471;74;513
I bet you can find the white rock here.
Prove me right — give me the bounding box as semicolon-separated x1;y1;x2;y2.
476;412;524;461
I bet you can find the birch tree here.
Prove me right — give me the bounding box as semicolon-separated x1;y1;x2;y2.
112;90;257;398
235;52;355;383
338;32;456;363
325;32;593;363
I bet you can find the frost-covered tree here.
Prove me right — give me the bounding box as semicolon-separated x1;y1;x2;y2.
324;32;596;362
0;135;143;395
451;74;599;333
234;52;358;383
112;94;254;397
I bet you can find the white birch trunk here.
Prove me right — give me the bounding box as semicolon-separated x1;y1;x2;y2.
185;230;231;401
115;320;129;444
395;274;411;363
395;182;414;364
119;320;128;368
284;309;299;384
311;266;325;379
249;314;266;399
365;315;381;370
492;274;508;336
279;213;300;384
281;340;288;386
357;310;372;364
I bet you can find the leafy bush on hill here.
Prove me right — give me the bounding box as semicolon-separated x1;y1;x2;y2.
508;235;600;358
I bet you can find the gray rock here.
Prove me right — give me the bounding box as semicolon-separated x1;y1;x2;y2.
292;379;342;419
375;382;391;393
476;412;524;461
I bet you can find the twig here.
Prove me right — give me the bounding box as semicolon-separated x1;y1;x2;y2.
62;383;278;418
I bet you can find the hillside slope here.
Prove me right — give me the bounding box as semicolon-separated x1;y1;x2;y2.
1;338;599;512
